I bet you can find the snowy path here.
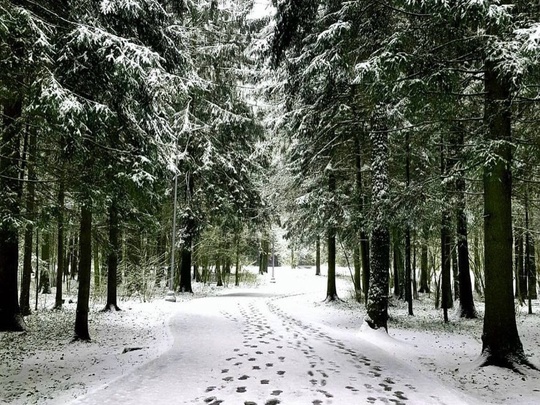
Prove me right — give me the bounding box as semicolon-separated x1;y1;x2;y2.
69;287;475;405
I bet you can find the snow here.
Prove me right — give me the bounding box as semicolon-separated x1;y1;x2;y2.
1;266;540;404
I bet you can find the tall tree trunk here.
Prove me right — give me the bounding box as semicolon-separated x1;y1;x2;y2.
216;255;223;287
40;231;52;294
325;171;338;302
260;235;269;274
93;233;101;291
0;97;25;331
235;233;240;287
441;142;453;322
54;176;65;309
354;132;370;304
315;236;321;276
452;240;459;300
179;173;194;293
525;192;537;300
392;232;404;300
405;227;413;316
404;131;413;315
353;244;361;302
524;188;536;313
104;198;120;311
69;234;78;280
515;229;526;303
74;205;92;341
419;229;430;293
456;172;477;318
360;231;370;305
366;116;390;331
20;129;35;316
412;244;419;300
179;233;193;293
480;59;527;368
441;210;452;323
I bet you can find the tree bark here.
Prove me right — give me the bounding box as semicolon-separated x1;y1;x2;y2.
74;205;92;341
235;233;240;287
360;231;370;305
104;198;121;311
216;255;223;287
315;236;321;276
54;176;65;309
515;229;526;302
480;59;527;368
440;142;453;322
366;117;390;331
354;132;370;304
353;244;362;302
20;129;35;316
392;234;402;299
419;230;430;293
405;227;413;316
456;174;477;318
405;131;413;315
0;97;25;331
325;171;338;302
179;234;193;293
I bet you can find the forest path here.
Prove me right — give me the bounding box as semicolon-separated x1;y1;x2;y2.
70;276;475;405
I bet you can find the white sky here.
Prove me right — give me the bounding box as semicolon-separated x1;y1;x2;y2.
248;0;275;19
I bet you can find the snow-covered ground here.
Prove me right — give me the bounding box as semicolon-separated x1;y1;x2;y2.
1;266;539;404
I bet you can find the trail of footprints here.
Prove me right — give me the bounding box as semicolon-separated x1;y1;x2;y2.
204;299;415;404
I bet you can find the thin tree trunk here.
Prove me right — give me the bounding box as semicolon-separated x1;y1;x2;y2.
354;132;370;304
74;205;92;341
392;233;402;299
40;231;52;294
179;174;194;293
104;198;121;311
404;133;413;315
353;244;361;302
325;171;338;302
419;230;430;293
472;233;485;296
441;211;452;322
235;233;240;287
360;231;370;305
54;177;65;309
412;244;419;300
405;227;413;316
315;236;321;276
20;129;35;316
441;142;453;322
216;255;223;287
456;173;477;318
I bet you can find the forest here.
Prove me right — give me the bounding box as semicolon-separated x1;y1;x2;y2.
1;0;540;381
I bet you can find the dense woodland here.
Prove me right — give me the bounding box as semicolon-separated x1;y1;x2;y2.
1;0;540;374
